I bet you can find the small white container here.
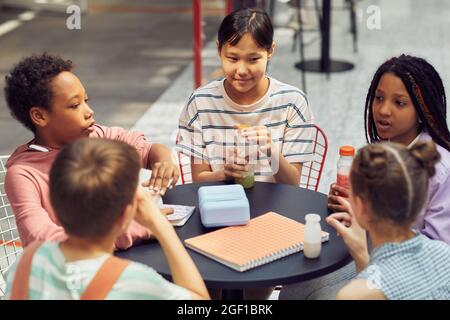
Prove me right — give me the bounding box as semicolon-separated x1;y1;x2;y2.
304;214;322;259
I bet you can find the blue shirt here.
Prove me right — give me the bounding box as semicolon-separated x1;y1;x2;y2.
358;234;450;300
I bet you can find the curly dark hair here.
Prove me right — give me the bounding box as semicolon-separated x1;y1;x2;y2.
4;53;73;133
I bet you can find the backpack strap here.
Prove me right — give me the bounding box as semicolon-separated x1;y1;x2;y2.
80;256;129;300
10;241;43;300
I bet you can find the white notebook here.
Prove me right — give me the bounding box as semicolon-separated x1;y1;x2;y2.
151;193;195;227
163;204;195;227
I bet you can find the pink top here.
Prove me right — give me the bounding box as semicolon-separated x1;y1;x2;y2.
5;125;153;249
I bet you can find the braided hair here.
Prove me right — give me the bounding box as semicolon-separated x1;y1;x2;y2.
364;54;450;152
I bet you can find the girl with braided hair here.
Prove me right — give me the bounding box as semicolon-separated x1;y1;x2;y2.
329;54;450;245
328;141;450;299
281;54;450;300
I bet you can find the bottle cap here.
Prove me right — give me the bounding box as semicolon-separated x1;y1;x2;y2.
339;146;355;156
305;213;321;223
235;124;251;130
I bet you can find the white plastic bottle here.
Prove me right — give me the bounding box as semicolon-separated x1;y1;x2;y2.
303;214;322;259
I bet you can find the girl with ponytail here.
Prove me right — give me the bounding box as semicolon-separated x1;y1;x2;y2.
328;141;450;300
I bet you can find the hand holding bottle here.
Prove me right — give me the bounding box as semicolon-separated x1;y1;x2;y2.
328;146;355;211
328;183;350;212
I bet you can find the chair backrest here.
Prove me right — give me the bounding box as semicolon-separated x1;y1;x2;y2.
299;125;328;191
0;155;23;298
176;124;328;191
176;136;193;185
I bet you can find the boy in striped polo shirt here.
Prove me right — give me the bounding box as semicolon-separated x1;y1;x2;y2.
5;138;209;300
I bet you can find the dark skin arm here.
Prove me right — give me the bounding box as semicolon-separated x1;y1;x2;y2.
144;143;180;196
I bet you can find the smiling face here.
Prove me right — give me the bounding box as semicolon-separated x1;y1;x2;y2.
219;32;274;105
371;73;420;146
39;71;95;147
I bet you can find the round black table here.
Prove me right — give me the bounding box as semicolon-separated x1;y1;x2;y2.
116;181;351;299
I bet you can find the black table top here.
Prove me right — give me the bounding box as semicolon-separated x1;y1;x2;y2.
116;181;351;289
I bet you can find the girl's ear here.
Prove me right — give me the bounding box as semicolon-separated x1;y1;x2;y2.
29;106;49;128
353;194;370;227
354;195;364;213
267;41;276;60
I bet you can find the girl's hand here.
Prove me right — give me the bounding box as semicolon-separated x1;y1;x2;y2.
144;161;180;196
223;146;251;181
328;196;352;235
240;125;273;158
326;208;369;271
328;211;352;229
223;163;250;180
328;183;350;212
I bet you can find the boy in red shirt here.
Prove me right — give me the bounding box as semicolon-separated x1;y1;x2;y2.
4;53;179;249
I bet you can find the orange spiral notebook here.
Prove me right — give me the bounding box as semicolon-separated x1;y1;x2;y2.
184;212;329;272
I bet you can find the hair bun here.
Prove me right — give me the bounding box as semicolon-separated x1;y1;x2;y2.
409;141;441;177
356;145;389;185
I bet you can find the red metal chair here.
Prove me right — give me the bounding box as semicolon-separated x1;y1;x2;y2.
176;124;328;191
299;124;328;191
1;155;23;299
177;149;193;185
175;133;193;185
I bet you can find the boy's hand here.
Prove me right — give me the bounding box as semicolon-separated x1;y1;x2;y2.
135;188;173;238
144;161;180;196
328;183;350;212
161;207;174;215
